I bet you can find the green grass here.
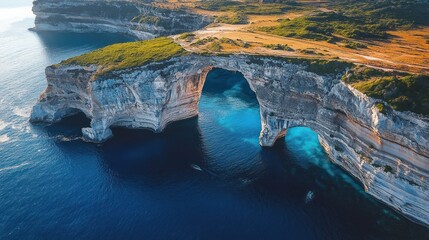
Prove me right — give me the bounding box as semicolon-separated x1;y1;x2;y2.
196;0;297;15
344;66;429;115
344;41;368;49
219;38;251;48
216;12;248;24
260;0;429;42
260;12;389;41
304;59;352;75
60;37;187;77
190;37;218;46
207;42;222;52
384;165;394;173
375;103;386;114
131;15;161;25
263;44;293;51
178;32;196;42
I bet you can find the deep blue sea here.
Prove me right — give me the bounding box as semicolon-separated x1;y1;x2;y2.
0;2;428;239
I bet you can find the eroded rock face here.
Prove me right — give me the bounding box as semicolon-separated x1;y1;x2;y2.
31;0;212;39
30;54;429;227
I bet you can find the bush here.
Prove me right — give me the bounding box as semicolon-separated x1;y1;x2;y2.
344;66;429;115
344;41;368;49
216;13;248;24
263;44;293;51
384;165;394;173
131;15;161;26
207;42;222;52
375;103;386;114
178;33;195;40
190;37;218;46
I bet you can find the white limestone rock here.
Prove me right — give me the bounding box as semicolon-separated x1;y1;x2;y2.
31;0;212;39
31;54;429;227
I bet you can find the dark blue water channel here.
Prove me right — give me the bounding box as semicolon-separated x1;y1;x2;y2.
0;3;428;240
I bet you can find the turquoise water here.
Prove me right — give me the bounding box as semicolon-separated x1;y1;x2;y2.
0;2;428;239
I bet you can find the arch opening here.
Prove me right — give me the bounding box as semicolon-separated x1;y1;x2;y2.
198;68;262;149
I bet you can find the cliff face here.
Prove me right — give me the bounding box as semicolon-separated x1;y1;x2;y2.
30;54;429;227
31;0;212;39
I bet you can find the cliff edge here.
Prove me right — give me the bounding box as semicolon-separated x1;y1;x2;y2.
31;0;212;39
30;38;429;227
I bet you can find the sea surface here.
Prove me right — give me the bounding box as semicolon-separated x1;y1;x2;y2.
0;2;428;239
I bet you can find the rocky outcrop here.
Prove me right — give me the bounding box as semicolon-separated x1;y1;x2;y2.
31;0;212;39
30;54;429;227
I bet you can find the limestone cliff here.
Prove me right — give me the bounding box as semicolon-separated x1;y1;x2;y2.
30;54;429;227
31;0;212;39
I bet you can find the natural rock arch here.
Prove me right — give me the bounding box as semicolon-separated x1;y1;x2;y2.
30;54;429;226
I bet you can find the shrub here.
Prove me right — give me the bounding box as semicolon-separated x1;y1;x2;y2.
190;37;218;46
384;165;394;173
178;32;196;40
216;13;248;24
207;42;222;52
344;41;368;49
131;15;161;26
375;103;386;114
344;66;429;115
263;44;293;51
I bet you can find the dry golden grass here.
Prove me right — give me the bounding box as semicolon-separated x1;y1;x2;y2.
175;20;429;74
150;0;428;74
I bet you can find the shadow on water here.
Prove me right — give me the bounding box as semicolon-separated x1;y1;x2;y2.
100;118;205;181
41;113;206;182
201;68;258;107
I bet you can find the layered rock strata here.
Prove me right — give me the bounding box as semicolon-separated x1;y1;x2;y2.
30;54;429;227
31;0;212;39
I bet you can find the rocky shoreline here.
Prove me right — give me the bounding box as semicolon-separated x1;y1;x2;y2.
31;0;212;39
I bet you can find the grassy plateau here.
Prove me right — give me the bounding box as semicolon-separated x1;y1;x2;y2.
60;37;187;76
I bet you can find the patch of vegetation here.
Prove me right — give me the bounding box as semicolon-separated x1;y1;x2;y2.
260;0;429;42
216;12;248;24
196;0;297;15
60;37;187;77
263;44;293;51
384;165;394;173
344;66;429;115
261;12;387;41
207;42;222;52
178;33;197;43
299;48;323;55
190;37;218;46
304;59;353;75
240;55;352;76
219;38;251;48
191;37;251;51
131;15;161;26
375;103;387;114
178;32;195;41
344;41;368;49
336;0;429;27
